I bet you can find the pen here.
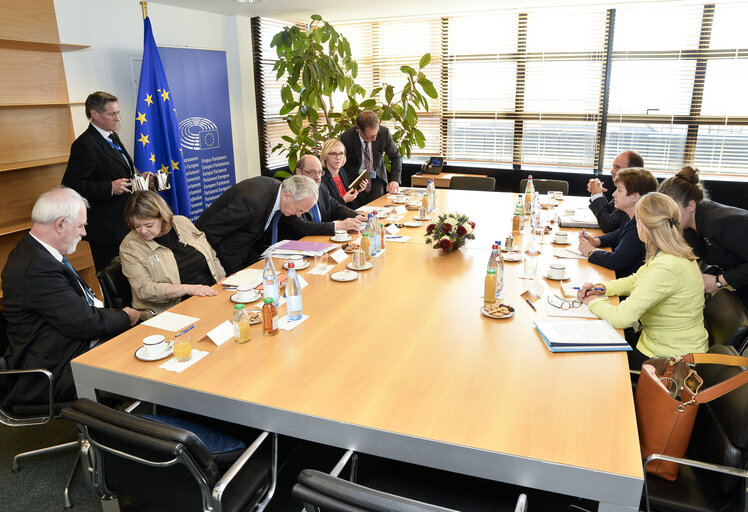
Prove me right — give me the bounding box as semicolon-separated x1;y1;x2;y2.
582;228;586;238
386;235;404;239
175;324;196;337
572;287;605;291
524;298;537;312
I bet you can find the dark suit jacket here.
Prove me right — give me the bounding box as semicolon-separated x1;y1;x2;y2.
195;177;281;275
588;215;645;279
340;126;402;185
685;200;748;306
1;234;131;406
62;124;134;266
321;169;351;206
589;195;626;233
279;185;359;239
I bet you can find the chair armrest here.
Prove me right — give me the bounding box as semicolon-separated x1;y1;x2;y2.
0;368;54;425
211;431;277;512
644;453;748;479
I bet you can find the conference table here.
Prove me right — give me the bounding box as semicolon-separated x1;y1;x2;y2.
71;189;643;512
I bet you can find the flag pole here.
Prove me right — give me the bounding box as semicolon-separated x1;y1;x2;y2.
140;1;148;19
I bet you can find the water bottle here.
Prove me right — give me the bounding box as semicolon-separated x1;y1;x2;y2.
427;180;436;212
286;262;303;321
262;256;279;306
372;218;382;254
496;241;505;300
487;243;499;272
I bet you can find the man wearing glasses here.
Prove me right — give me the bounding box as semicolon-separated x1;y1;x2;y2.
280;155;366;240
586;150;644;233
341;110;402;203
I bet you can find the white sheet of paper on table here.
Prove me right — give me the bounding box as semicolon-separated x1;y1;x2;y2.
278;314;310;330
394;206;407;215
385;224;400;235
142;312;199;332
159;349;209;373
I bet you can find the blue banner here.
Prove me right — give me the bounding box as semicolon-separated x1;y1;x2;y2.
157;47;236;222
134;17;190;216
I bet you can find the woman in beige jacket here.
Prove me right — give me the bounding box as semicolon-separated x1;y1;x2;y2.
120;191;225;317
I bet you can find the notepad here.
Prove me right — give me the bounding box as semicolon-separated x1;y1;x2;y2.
534;320;630;352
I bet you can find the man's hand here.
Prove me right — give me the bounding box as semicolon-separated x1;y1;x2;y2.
112;178;131;195
703;273;721;294
123;307;140;326
587;178;607;195
335;217;363;232
386;181;400;194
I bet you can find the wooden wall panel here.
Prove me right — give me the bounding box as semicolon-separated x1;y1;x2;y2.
0;106;73;166
0;0;60;43
0;49;69;104
0;164;66;226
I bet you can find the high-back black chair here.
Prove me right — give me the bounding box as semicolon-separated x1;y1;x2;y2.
642;344;748;512
704;289;748;353
95;257;132;310
293;450;528;512
519;179;569;195
0;312;80;508
61;398;278;512
450;176;496;191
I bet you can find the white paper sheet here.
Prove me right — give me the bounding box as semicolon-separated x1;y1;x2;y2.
159;349;209;373
142;312;200;332
222;268;265;288
278;314;310;330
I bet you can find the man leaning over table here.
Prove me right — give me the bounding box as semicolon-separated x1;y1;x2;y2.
341;110;402;204
1;187;139;407
279;155;367;240
587;150;644;233
196;174;318;275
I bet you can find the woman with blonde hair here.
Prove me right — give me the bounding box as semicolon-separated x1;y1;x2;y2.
319;139;368;207
120;190;225;317
577;192;708;369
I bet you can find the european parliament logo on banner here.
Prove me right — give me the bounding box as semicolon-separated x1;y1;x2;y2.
134;17;191;216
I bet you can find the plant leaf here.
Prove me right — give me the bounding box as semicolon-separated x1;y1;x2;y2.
385;85;394;104
419;53;431;69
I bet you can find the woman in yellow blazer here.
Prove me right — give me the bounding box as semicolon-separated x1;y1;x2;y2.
577;192;708;369
120;191;225;317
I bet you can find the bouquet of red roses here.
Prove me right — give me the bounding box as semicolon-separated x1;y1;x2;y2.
425;212;476;252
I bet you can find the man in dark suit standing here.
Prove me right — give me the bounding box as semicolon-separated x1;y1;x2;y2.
62;91;145;271
586;150;644;233
280;155;366;240
2;187;139;406
341;110;402;204
196;175;319;275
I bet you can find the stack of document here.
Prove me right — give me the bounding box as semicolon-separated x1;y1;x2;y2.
558;209;600;229
534;320;631;352
262;239;335;258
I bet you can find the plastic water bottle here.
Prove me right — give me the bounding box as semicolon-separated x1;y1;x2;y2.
496;241;505;300
487;243;499;272
427;179;436;212
262;256;279;307
286;262;303;321
372;217;382;254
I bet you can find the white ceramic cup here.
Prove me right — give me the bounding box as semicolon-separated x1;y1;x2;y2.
549;263;566;279
393;195;407;203
142;335;166;358
554;232;568;244
235;285;254;302
333;229;348;241
553;191;564;200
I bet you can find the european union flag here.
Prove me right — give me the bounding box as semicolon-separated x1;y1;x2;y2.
134;17;190;216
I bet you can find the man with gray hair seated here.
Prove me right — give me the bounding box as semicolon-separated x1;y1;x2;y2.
196;175;319;274
2;187;139;406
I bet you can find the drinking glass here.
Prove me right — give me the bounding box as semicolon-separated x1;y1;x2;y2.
314;252;329;271
533;226;545;245
171;333;192;362
523;254;538;277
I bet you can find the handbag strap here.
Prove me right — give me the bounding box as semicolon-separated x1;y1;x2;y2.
680;353;748;404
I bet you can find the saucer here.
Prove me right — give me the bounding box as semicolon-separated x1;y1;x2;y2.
501;246;521;253
413;215;431;221
392;198;408;204
135;345;173;361
330;270;359;282
403;221;422;227
283;260;310;270
346;261;373;271
551;239;572;245
502;252;522;262
230;290;262;304
480;307;515;319
331;235;352;242
544;271;570;281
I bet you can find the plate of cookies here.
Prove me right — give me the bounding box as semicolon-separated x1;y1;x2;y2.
341;242;360;253
480;303;515;319
247;309;262;325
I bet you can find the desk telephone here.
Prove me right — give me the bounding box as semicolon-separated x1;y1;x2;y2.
421;156;445;175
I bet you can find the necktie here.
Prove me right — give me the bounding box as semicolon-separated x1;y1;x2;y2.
270;210;281;244
62;256;96;306
311;204;321;223
363;141;373;192
108;133;131;170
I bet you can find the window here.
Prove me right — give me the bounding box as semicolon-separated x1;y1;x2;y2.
253;2;748;178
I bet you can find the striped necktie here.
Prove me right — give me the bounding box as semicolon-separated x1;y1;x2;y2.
311;204;321;223
363;142;373;192
62;256;96;306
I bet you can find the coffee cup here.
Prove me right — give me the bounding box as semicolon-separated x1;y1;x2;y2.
553;232;568;244
235;285;255;302
333;229;348;241
553;191;564;200
393;195;407;203
142;335;166;358
549;263;566;279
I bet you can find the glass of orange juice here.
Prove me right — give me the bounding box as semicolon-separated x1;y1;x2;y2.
171;333;192;362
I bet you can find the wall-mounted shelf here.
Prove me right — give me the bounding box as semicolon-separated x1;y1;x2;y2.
0;219;31;235
0;155;69;173
0;38;89;52
0;101;84;109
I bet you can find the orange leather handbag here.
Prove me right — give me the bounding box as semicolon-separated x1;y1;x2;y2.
635;353;748;481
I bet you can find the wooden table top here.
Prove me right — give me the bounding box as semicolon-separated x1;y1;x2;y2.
72;190;642;507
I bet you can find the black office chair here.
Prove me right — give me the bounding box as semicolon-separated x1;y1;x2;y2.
95;257;132;310
704;289;748;353
0;313;80;508
61;398;279;512
293;450;528;512
519;179;569;195
642;344;748;512
450;176;496;191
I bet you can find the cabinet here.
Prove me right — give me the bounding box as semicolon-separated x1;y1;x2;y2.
0;0;96;298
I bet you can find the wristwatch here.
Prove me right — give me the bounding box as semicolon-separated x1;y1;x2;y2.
715;275;723;289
